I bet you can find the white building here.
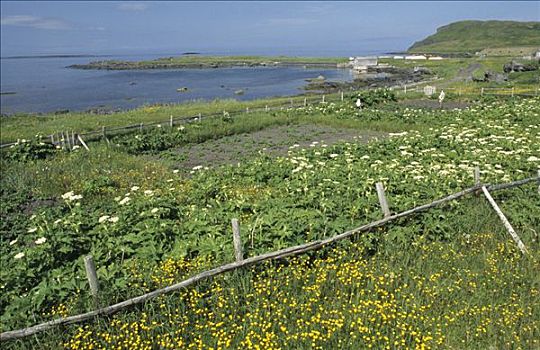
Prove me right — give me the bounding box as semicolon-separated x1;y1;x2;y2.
428;56;444;60
350;56;378;72
405;55;427;60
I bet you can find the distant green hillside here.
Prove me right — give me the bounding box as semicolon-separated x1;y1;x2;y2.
408;20;540;54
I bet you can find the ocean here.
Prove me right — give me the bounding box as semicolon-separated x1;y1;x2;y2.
0;54;354;115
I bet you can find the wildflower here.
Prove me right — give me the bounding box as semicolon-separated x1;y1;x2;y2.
109;216;119;223
98;215;110;223
526;156;539;162
144;190;154;196
27;227;37;233
61;191;74;200
53;219;62;224
119;197;131;205
14;252;25;259
9;239;17;246
131;186;140;191
329;154;339;158
35;237;47;245
192;165;203;170
173;169;180;173
151;208;159;214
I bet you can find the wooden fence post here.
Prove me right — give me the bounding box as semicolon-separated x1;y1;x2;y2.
537;170;540;195
481;186;527;255
246;107;249;113
340;91;344;101
290;98;293;107
474;167;481;196
404;85;407;94
481;87;484;96
198;112;202;121
84;255;100;305
304;98;307;107
50;134;55;145
77;134;90;151
231;219;243;262
170;115;174;127
474;167;481;185
102;126;106;139
322;95;325;103
140;123;143;132
511;87;515;97
66;131;72;150
265;105;269;112
375;182;391;218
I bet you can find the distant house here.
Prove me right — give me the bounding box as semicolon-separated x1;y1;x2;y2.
428;56;444;60
350;56;378;72
405;55;427;60
393;56;404;60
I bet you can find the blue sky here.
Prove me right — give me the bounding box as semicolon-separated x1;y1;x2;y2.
1;1;539;56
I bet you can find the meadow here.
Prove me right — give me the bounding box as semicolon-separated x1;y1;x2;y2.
1;92;539;348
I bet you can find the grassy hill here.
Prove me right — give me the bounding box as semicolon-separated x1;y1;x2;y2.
408;20;540;54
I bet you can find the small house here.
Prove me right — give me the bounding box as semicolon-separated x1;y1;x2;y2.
405;55;427;60
350;56;378;72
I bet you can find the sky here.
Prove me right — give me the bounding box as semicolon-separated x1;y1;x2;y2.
1;1;539;57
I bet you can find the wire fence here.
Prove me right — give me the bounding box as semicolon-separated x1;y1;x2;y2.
0;93;345;149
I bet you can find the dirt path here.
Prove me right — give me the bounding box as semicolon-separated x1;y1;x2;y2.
170;124;386;171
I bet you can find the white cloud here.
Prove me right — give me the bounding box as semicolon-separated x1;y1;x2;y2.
1;15;71;30
117;3;148;12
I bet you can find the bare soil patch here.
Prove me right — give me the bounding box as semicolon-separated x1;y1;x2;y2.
398;99;470;110
170;124;386;171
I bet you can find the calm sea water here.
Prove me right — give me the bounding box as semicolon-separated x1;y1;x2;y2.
0;54;354;115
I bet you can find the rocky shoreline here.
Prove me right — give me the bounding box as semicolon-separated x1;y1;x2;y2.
68;60;339;70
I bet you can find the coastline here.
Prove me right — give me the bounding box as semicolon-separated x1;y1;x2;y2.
67;55;349;70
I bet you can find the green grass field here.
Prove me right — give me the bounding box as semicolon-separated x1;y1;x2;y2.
1;94;539;348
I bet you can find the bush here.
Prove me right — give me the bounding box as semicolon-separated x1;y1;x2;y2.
353;88;397;107
2;137;57;162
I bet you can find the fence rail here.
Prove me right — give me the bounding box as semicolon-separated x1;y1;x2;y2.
1;174;537;341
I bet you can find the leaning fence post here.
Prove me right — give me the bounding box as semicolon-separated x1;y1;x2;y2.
77;134;90;151
481;186;528;255
231;219;243;262
375;182;391;218
84;255;100;305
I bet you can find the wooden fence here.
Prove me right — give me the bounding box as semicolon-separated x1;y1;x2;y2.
396;85;540;97
0;94;346;149
1;171;538;341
